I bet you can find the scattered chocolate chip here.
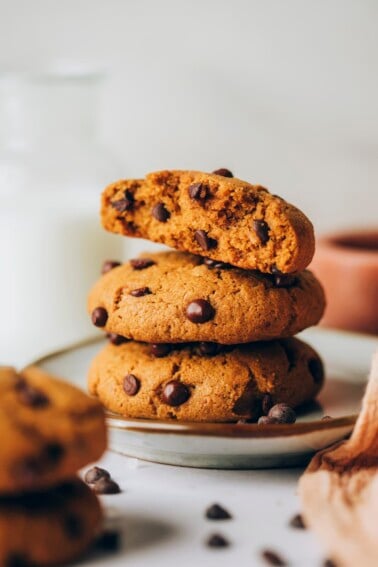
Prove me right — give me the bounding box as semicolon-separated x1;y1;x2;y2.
130;258;156;270
161;380;190;406
203;257;230;269
268;403;296;424
289;513;306;529
102;260;121;274
185;299;215;323
273;273;298;288
94;529;121;552
308;358;324;384
261;394;273;416
152;202;170;222
194;230;217;251
324;560;338;567
321;415;332;421
92;307;108;327
111;190;134;212
253;219;270;244
205;504;232;520
261;549;287;565
16;381;49;409
43;442;64;464
196;342;221;356
129;286;151;297
93;477;121;495
84;466;111;485
206;533;230;548
212;168;233;178
123;374;140;396
188;182;208;201
5;554;30;567
149;343;172;357
107;333;129;346
63;513;83;539
258;416;280;425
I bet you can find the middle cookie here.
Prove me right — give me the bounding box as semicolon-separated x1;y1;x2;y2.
88;251;325;344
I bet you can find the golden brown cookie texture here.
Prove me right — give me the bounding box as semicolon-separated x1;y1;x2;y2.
87;251;326;344
0;366;107;493
88;338;324;422
0;477;102;566
101;170;315;273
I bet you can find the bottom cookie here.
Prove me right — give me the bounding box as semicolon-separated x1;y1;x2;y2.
0;478;102;566
88;338;324;422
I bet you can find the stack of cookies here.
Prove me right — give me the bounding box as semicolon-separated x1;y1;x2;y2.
0;366;106;566
87;169;326;423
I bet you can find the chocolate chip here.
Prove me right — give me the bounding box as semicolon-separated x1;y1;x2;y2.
261;549;287;565
5;554;30;567
253;219;270;244
84;466;111;484
161;380;190;406
63;514;83;539
273;273;297;288
258;416;280;425
308;358;324;384
93;477;121;495
92;307;108;327
16;381;49;408
206;533;229;548
203;257;230;269
289;513;306;529
129;286;151;297
111;190;134;212
94;530;121;552
194;230;217;251
107;333;129;346
130;258;156;270
268;403;296;424
152;202;170;222
43;442;64;464
261;394;273;416
188;182;208;201
123;374;140;396
212;168;233;178
196;342;221;356
102;260;121;274
205;504;232;520
149;343;172;357
185;299;215;323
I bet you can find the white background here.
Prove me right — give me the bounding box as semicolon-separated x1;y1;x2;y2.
1;0;377;233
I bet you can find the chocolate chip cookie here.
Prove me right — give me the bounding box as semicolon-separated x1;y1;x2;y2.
88;338;324;422
101;170;315;273
0;366;107;493
0;477;102;566
87;251;325;344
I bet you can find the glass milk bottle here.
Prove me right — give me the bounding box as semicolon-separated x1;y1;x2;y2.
0;70;124;365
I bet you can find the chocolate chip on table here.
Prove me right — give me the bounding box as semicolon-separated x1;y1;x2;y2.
129;286;151;297
93;477;121;495
130;258;156;270
206;533;230;548
196;342;221;356
186;299;215;323
253;219;270;244
84;466;111;485
102;260;121;275
152;202;170;222
123;374;140;396
203;257;230;269
161;380;190;406
308;358;324;384
194;230;217;251
149;343;172;357
107;333;129;346
212;168;233;178
188;182;208;201
63;513;83;539
261;549;287;565
261;393;273;416
205;503;232;520
111;189;134;212
94;529;121;552
15;380;49;408
258;416;280;425
289;513;306;529
91;307;108;327
268;403;296;424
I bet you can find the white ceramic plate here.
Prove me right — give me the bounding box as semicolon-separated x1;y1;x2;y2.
30;328;377;469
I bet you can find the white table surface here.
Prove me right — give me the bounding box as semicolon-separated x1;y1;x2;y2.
85;450;327;567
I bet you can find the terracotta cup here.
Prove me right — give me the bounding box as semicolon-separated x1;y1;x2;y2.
310;229;378;335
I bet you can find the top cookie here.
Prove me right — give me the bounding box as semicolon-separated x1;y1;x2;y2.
101;169;315;273
0;366;107;493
